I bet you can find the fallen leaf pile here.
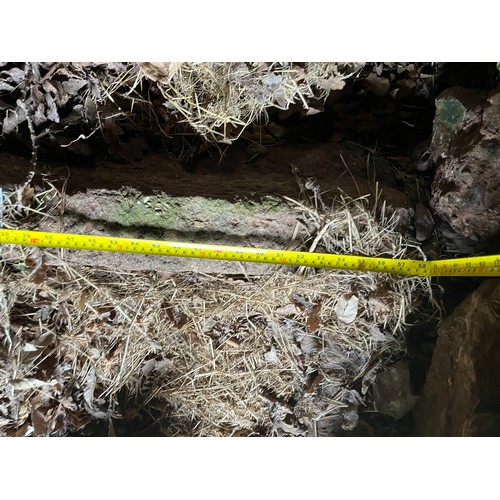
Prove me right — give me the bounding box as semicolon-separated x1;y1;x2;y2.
0;62;151;162
0;62;435;163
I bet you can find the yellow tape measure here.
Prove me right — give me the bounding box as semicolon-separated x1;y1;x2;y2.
1;228;499;277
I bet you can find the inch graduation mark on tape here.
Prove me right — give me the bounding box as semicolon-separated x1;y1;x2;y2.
1;228;499;277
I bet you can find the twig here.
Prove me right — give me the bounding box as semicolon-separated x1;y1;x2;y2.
17;63;38;169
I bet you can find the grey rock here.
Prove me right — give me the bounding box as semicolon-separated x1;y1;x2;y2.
373;359;419;420
414;202;434;242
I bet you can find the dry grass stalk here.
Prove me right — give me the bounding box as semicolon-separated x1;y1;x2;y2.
0;182;435;436
138;62;363;143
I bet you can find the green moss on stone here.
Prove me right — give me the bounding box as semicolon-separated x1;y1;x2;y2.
112;192;284;231
436;98;465;130
114;193;179;228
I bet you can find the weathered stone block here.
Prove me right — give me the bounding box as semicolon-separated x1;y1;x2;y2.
430;86;500;242
413;279;500;436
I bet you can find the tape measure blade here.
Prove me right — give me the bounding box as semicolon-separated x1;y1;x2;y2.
429;255;500;277
2;228;500;277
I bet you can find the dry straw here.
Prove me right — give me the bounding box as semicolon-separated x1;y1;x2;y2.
138;62;363;144
0;182;435;436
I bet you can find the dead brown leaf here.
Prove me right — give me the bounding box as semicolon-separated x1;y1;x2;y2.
2;107;24;134
305;107;323;116
0;80;15;92
45;92;60;122
102;117;124;150
163;302;188;329
361;362;381;395
306;302;322;332
142;358;173;377
140;62;171;83
31;262;48;285
66;410;91;431
83;368;96;407
14;421;31;437
0;417;12;432
31;406;49;436
62;78;88;96
21;331;55;365
391;78;416;100
405;63;417;78
368;325;388;342
1;66;25;84
42;80;66;106
11;378;58;391
106;341;125;360
46;404;67;434
306;371;323;394
364;72;390;97
21;185;34;207
316;76;346;92
368;291;394;324
335;294;359;324
31;84;44;106
300;334;318;354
